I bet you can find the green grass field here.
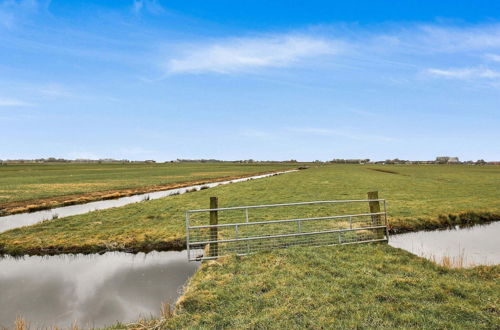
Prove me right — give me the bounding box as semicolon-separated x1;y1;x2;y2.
0;162;293;203
140;244;498;329
1;164;499;329
1;164;498;256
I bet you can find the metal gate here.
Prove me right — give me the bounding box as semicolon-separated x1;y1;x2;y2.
186;198;388;261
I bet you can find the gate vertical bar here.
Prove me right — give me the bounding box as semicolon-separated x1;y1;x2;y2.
245;208;250;253
209;197;219;257
383;200;389;241
185;211;190;260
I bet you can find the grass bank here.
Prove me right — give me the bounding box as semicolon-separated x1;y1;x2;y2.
0;163;294;215
1;165;499;256
126;244;500;329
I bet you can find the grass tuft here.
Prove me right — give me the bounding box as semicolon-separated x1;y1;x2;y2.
15;316;28;330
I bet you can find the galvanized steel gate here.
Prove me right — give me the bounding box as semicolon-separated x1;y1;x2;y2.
186;197;388;261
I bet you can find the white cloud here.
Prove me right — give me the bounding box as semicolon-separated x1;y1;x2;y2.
0;97;33;107
163;23;500;76
166;35;342;74
426;67;500;79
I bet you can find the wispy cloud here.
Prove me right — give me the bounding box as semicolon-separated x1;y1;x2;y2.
0;97;34;107
38;84;73;98
163;23;500;77
426;67;500;79
67;151;101;160
289;127;396;142
132;0;164;15
239;127;397;144
403;24;500;53
0;6;14;28
119;146;157;156
485;53;500;62
240;129;275;140
165;34;342;74
0;0;50;29
349;109;378;117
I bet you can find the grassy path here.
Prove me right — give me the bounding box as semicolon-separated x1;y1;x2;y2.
147;244;499;329
1;165;499;256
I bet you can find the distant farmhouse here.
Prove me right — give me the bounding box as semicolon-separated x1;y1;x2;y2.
436;156;460;164
330;159;370;164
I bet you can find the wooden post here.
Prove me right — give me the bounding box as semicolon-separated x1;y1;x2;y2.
367;191;381;225
367;191;384;239
209;196;218;257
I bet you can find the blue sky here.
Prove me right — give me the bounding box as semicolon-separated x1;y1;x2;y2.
0;0;499;161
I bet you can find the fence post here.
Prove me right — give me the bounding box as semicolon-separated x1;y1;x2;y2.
209;196;218;257
367;191;381;225
367;191;383;239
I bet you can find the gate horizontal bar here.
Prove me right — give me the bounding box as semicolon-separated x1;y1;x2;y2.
188;225;387;245
193;238;389;261
187;199;386;213
188;211;386;229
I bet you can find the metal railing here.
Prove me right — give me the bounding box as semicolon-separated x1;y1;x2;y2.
186;199;388;261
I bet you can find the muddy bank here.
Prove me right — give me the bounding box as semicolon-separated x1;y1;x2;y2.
0;168;298;216
0;237;186;257
388;210;500;234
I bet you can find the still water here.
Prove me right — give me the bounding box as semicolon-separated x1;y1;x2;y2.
0;251;199;328
389;221;500;267
0;170;297;233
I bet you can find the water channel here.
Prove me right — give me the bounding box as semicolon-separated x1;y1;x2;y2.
0;251;198;328
389;221;500;267
0;170;297;233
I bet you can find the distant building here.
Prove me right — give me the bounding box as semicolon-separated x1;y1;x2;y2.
436;156;459;164
330;159;370;164
436;156;450;164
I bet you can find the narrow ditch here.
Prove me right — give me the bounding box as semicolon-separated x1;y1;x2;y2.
0;170;298;233
0;250;199;328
